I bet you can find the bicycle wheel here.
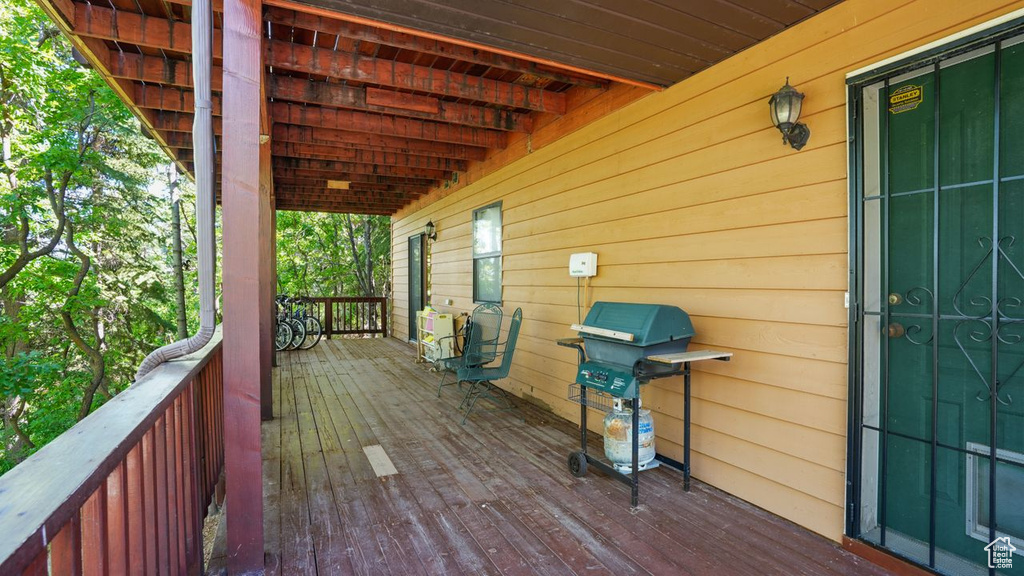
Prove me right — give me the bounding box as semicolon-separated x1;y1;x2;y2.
299;316;323;350
287;318;306;350
275;321;293;351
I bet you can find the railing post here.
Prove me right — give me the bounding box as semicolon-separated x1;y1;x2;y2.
382;297;388;337
325;299;333;340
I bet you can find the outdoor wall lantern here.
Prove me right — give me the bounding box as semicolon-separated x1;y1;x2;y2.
769;78;810;151
425;220;437;241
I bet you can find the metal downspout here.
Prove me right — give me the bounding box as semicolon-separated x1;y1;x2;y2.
135;0;216;381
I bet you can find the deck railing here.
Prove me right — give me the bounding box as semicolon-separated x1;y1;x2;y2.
305;296;388;338
0;329;225;575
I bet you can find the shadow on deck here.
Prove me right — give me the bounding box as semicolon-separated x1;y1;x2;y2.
246;337;890;576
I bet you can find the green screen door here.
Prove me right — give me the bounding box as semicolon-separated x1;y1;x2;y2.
856;37;1024;574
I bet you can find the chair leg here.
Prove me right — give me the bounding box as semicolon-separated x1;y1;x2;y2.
460;381;486;425
436;370;449;397
457;380;477;411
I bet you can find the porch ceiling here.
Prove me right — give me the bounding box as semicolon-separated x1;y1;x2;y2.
38;0;840;215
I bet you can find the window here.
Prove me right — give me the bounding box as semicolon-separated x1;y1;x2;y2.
965;442;1024;542
472;202;502;303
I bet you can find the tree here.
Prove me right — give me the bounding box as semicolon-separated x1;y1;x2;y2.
275;212;390;298
0;0;188;474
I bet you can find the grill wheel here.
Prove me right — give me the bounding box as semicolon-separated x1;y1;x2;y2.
568;451;588;478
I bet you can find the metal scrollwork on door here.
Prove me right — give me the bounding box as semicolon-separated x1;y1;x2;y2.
892;286;933;345
950;236;1019;406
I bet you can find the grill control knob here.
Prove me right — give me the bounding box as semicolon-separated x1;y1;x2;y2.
581;370;591;378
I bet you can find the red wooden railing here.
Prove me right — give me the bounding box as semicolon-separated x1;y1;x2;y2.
305;296;388;338
0;329;224;575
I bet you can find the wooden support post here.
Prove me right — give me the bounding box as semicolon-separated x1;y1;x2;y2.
221;0;265;570
259;133;274;419
271;208;278;369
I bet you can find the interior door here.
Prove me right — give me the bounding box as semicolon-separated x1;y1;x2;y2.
408;233;426;341
856;39;1024;574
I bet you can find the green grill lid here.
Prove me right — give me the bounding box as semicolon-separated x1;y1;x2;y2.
580;302;694;346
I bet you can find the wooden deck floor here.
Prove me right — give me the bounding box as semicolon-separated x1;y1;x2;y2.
259;337;892;576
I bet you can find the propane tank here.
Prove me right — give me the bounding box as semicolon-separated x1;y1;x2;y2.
603;398;655;472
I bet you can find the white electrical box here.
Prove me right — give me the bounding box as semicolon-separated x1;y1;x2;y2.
569;252;598;277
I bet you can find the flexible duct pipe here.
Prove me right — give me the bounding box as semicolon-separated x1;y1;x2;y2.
135;0;216;381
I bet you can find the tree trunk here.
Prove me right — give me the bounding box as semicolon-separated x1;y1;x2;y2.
170;167;188;339
363;218;375;296
60;223;108;421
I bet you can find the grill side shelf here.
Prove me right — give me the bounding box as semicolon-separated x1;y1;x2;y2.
647;350;733;364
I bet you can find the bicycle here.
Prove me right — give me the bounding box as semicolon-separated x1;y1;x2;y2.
276;295;305;350
275;295;323;351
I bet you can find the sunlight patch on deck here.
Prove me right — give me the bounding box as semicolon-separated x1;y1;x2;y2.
362;444;398;477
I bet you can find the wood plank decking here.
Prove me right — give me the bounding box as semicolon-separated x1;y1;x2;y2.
259;337;891;576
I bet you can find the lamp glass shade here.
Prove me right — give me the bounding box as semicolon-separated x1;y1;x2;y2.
425;220;436;239
769;82;804;130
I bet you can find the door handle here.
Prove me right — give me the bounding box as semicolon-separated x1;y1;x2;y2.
887;323;906;338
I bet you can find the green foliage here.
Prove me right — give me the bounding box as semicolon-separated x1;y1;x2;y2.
0;0;198;474
276;212;391;297
0;351;58;398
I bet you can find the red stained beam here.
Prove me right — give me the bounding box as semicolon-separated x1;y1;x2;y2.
275;203;394;215
148;111;224;134
276;199;406;212
271;178;422;195
158;130;222;149
271;142;468;171
267;76;531;133
278;183;417;195
274;189;411;205
271;157;450;180
271;101;505;148
135;84;223;115
107;52;225;92
262;7;607;89
73;3;223;58
272;123;487;160
272;168;437;186
265;39;565;114
161;102;504;149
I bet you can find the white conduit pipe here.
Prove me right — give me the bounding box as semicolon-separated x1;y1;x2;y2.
135;0;216;381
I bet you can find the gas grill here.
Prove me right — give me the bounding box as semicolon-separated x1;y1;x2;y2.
557;301;730;507
572;302;694;398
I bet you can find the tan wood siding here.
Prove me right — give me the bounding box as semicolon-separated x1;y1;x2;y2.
391;0;1024;541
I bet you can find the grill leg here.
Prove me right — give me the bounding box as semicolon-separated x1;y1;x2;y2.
580;385;588;454
684;361;691;492
631;398;639;507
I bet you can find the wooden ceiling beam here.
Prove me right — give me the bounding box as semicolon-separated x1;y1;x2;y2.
276;190;414;204
135;84;223;115
272;168;437;187
149;104;502;151
277;184;416;196
265;39;565;114
271;157;450;180
159;130;221;149
270;102;505;149
73;3;223;58
268;76;531;133
149;111;224;134
274;202;393;216
262;7;607;89
272;123;487;161
107;51;225;92
271;142;467;171
272;178;403;193
275;198;407;211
